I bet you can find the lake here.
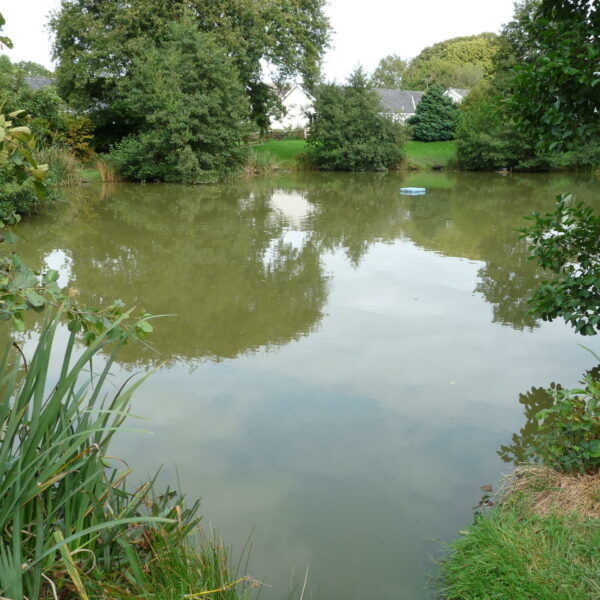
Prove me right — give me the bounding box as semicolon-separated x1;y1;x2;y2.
14;171;600;599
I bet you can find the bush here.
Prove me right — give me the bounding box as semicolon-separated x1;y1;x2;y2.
53;114;95;160
408;84;457;142
108;22;249;184
306;68;404;171
533;375;600;474
519;194;600;335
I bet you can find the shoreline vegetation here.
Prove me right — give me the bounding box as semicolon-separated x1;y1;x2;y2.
439;466;600;600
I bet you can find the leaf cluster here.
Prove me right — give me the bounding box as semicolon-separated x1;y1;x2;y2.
519;194;600;335
507;0;600;151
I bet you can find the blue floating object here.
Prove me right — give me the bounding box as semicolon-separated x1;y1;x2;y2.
400;187;427;195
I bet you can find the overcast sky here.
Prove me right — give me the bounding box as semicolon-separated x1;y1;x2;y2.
3;0;516;81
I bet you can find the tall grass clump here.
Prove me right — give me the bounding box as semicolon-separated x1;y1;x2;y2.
244;148;281;175
34;145;83;187
96;158;121;183
0;309;250;600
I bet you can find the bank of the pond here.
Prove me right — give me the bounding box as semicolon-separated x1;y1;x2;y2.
253;139;458;170
439;467;600;600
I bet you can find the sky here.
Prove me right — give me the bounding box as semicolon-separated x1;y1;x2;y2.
2;0;516;81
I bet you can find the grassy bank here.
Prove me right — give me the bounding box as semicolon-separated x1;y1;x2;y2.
440;467;600;600
253;139;457;170
404;141;457;169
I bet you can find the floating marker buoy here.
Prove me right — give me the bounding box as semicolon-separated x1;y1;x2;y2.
400;187;426;195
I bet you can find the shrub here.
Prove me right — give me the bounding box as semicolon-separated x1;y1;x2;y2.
53;114;95;160
519;194;600;335
307;68;404;171
107;22;249;184
408;84;457;142
533;375;600;474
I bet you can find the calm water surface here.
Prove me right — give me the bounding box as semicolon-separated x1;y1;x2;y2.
15;172;600;599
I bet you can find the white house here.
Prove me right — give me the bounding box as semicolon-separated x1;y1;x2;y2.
269;85;470;130
269;85;314;131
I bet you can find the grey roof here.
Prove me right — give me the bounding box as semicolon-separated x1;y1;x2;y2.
24;76;55;91
375;89;424;114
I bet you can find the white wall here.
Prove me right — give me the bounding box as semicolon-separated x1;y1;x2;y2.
270;86;313;131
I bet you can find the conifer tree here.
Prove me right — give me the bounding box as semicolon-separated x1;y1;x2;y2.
408;84;458;141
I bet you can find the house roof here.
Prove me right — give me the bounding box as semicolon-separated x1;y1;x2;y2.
374;89;424;114
24;76;55;91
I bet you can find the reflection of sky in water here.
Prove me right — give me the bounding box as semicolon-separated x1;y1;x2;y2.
43;249;72;288
13;174;600;600
111;239;597;600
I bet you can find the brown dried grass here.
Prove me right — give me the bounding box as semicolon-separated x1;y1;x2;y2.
502;466;600;520
96;159;121;182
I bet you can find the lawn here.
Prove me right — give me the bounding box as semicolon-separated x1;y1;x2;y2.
253;138;307;165
253;138;457;169
404;140;457;168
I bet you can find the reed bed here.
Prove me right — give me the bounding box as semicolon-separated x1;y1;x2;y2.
0;309;248;599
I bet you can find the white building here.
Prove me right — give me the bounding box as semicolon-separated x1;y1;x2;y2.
269;85;314;131
269;85;470;130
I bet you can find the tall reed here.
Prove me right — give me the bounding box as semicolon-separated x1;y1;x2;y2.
96;158;121;182
34;145;83;187
0;309;248;599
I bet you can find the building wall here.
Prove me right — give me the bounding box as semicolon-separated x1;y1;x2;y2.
270;86;313;131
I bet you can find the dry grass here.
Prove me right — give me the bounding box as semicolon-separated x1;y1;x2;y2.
96;159;121;182
503;465;600;519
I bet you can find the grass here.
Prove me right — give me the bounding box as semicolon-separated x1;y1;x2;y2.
253;138;307;166
404;141;457;169
0;309;249;600
439;467;600;600
81;168;102;182
253;138;457;170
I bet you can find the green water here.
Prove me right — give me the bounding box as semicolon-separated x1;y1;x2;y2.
14;171;600;599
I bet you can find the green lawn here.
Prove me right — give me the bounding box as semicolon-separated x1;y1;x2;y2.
254;139;307;165
404;140;457;168
253;138;457;169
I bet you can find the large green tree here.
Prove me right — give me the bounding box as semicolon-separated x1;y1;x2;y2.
408;84;458;141
50;0;330;138
403;33;502;90
307;69;404;172
508;0;600;151
108;22;250;184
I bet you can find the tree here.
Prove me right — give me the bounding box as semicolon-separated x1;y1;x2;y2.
108;22;250;184
403;33;502;90
408;84;458;141
371;54;408;88
307;68;404;171
507;0;600;151
50;0;330;137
